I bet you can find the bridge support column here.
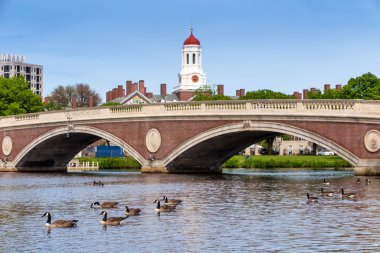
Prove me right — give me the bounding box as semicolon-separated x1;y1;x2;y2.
141;160;169;173
354;159;380;176
0;161;17;172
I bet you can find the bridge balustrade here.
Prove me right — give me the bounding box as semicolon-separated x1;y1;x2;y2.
302;101;355;110
109;105;142;113
251;101;297;110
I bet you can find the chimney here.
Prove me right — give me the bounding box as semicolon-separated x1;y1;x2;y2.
126;80;132;95
240;89;245;97
89;95;94;107
112;88;118;99
144;87;147;96
146;92;153;99
139;80;145;95
160;83;167;97
236;90;241;97
324;84;331;93
303;89;309;99
217;84;224;96
132;83;138;92
293;91;302;99
310;87;316;93
106;91;111;102
118;85;124;97
71;96;77;109
335;84;342;91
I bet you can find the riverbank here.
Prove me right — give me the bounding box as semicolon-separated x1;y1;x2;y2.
78;157;141;169
79;155;351;170
224;155;352;169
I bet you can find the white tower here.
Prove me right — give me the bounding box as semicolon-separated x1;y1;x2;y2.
174;29;206;96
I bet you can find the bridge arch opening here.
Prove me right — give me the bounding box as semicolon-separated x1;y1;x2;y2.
163;122;358;172
14;126;145;172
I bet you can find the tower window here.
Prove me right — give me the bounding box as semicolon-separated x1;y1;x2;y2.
193;54;195;64
186;54;189;64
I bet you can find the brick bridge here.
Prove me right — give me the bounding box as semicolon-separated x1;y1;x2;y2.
1;99;380;175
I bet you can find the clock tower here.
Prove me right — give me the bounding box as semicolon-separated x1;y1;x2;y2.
173;29;206;100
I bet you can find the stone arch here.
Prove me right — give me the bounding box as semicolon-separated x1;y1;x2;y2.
163;121;359;169
14;125;145;170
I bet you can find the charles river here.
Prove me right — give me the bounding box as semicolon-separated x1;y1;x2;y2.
1;168;380;252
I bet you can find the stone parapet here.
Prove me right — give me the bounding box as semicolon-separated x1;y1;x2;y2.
1;99;380;130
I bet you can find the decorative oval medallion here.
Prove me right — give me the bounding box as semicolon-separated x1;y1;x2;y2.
364;130;380;153
2;136;12;156
145;128;161;153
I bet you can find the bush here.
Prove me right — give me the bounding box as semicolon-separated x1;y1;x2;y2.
224;156;242;168
78;157;141;169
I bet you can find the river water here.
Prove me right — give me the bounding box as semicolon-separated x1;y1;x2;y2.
1;169;380;252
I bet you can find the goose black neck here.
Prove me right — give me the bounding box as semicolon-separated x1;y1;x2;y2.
102;212;107;221
46;213;51;224
156;201;160;209
126;207;129;212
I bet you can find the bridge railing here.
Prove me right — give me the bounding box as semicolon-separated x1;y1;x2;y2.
1;99;380;128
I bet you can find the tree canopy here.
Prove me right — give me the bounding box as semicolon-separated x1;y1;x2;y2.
342;72;380;100
192;85;232;101
306;88;344;99
307;73;380;99
49;83;102;108
0;76;44;116
241;89;294;99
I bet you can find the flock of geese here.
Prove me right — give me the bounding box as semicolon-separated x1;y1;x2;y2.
306;177;371;202
42;177;372;227
42;181;183;228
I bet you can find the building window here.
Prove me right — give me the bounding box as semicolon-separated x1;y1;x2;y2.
186;54;189;64
26;66;31;74
4;65;10;72
193;53;195;64
299;145;304;155
288;145;293;155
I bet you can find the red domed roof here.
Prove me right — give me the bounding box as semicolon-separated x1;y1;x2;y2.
184;31;200;45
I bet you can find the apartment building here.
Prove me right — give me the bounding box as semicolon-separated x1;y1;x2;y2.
0;54;43;97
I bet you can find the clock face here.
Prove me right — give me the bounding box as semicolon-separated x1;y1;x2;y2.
191;75;199;83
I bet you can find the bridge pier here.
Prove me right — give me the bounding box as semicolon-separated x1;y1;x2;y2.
141;160;169;173
141;160;222;174
354;159;380;176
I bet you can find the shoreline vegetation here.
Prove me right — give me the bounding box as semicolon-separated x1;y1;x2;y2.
224;155;352;169
79;155;352;170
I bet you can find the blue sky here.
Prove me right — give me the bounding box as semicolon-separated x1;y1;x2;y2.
1;0;379;101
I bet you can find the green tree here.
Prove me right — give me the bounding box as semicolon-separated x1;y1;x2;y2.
0;76;44;116
101;102;121;106
44;101;64;111
192;85;232;101
241;89;294;99
342;72;380;99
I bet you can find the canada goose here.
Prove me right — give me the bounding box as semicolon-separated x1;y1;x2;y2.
93;180;104;186
42;212;78;228
322;178;330;185
320;188;334;197
366;178;371;184
153;200;176;212
162;196;183;205
99;211;128;225
356;178;361;184
341;188;356;198
125;206;141;216
306;193;319;202
91;201;119;209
